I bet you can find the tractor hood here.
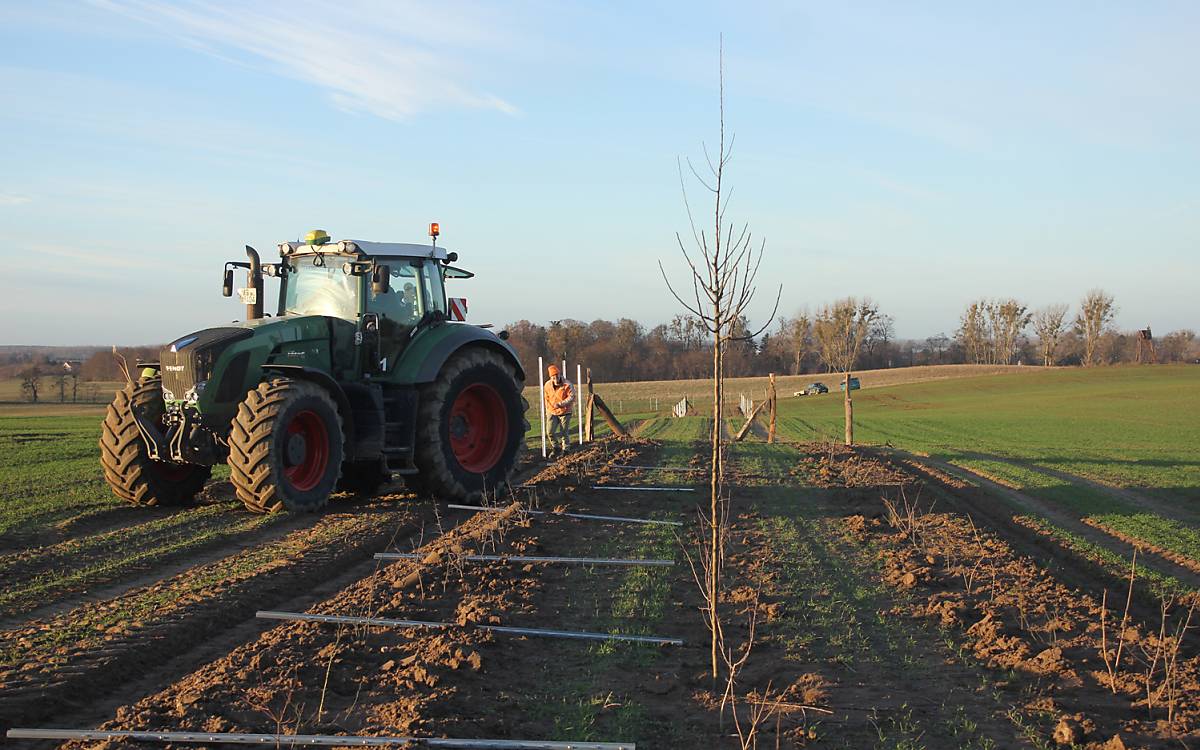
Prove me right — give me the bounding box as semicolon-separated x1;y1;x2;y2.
160;326;253;403
159;315;341;407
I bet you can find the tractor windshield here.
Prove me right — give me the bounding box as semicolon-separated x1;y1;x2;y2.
284;255;359;320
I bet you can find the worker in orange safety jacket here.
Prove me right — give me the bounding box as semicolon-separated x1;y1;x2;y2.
542;364;575;457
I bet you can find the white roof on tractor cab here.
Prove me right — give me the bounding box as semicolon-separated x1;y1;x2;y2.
278;240;450;261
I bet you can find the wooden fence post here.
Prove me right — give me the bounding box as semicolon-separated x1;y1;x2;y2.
592;394;629;437
768;372;777;444
844;371;854;446
584;368;595;442
734;398;769;442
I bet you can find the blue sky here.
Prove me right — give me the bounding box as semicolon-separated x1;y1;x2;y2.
2;1;1197;345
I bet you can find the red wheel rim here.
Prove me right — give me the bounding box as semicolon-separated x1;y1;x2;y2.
284;409;330;491
449;383;509;473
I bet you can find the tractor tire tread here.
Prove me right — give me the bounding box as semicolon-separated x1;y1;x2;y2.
412;347;524;502
228;378;343;514
98;379;211;507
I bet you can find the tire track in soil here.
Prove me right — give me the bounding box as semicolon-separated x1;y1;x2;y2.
0;500;438;735
725;440;1199;746
892;451;1200;590
983;456;1200;526
0;508;283;623
0;492;362;630
0;452;549;631
888;452;1200;642
51;441;643;747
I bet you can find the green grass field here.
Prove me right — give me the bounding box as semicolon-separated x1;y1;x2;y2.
775;365;1200;494
5;364;1197;584
775;364;1200;568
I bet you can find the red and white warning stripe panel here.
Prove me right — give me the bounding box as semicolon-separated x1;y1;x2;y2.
448;297;468;321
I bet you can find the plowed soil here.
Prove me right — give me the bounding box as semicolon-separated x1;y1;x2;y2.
3;436;1198;748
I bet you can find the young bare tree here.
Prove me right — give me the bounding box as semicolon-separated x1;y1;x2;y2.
990;299;1032;365
1075;290;1117;366
19;366;42;403
660;40;780;680
958;300;989;364
813;298;878;445
1032;304;1069;366
775;313;812;374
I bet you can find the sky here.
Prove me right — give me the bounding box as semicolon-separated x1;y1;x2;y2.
2;1;1197;346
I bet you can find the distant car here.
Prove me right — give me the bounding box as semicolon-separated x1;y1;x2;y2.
840;377;862;392
793;382;829;396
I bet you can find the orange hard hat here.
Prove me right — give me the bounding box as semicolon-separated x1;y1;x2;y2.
547;364;560;376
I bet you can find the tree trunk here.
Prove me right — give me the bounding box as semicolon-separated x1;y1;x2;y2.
844;371;854;446
709;331;722;680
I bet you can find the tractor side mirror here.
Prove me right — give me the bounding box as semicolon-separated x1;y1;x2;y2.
222;268;234;297
371;265;391;294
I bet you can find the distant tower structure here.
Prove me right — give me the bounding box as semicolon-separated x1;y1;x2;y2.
1135;327;1156;364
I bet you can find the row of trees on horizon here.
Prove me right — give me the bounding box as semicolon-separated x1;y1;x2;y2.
4;289;1197;396
505;288;1197;382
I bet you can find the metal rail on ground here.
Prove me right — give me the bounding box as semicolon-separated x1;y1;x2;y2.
590;486;695;492
5;728;634;749
256;611;684;646
447;504;683;527
374;553;674;567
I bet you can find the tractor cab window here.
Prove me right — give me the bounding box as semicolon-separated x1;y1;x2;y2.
417;260;446;316
284;254;359;320
369;264;421;326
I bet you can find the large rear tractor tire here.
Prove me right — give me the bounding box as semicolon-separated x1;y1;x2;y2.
99;379;212;507
413;348;527;502
228;379;344;514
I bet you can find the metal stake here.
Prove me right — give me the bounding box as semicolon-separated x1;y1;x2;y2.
374;553;673;567
537;356;547;458
256;611;683;646
5;728;634;749
591;486;696;492
447;504;683;527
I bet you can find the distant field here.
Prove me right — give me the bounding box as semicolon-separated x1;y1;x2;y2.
0;377;120;416
521;363;1039;416
774;364;1200;574
775;364;1199;493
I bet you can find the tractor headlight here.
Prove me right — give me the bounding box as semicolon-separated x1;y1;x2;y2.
185;381;208;404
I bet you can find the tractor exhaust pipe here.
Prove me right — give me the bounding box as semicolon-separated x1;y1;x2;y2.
244;245;263;320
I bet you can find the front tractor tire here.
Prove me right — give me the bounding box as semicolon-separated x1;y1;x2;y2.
100;379;212;507
229;379;344;514
413;347;527;502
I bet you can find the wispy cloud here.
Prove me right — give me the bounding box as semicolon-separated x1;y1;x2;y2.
0;192;32;206
92;0;519;121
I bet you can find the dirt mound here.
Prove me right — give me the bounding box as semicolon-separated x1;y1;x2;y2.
788;443;910;487
854;503;1200;745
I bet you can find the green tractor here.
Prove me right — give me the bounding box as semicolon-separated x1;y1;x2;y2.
100;228;528;513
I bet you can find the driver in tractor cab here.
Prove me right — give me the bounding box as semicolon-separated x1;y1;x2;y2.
543;364;575;458
400;282;418;320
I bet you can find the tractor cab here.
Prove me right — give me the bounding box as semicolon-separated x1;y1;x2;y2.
226;228;475;378
276;235;466;377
